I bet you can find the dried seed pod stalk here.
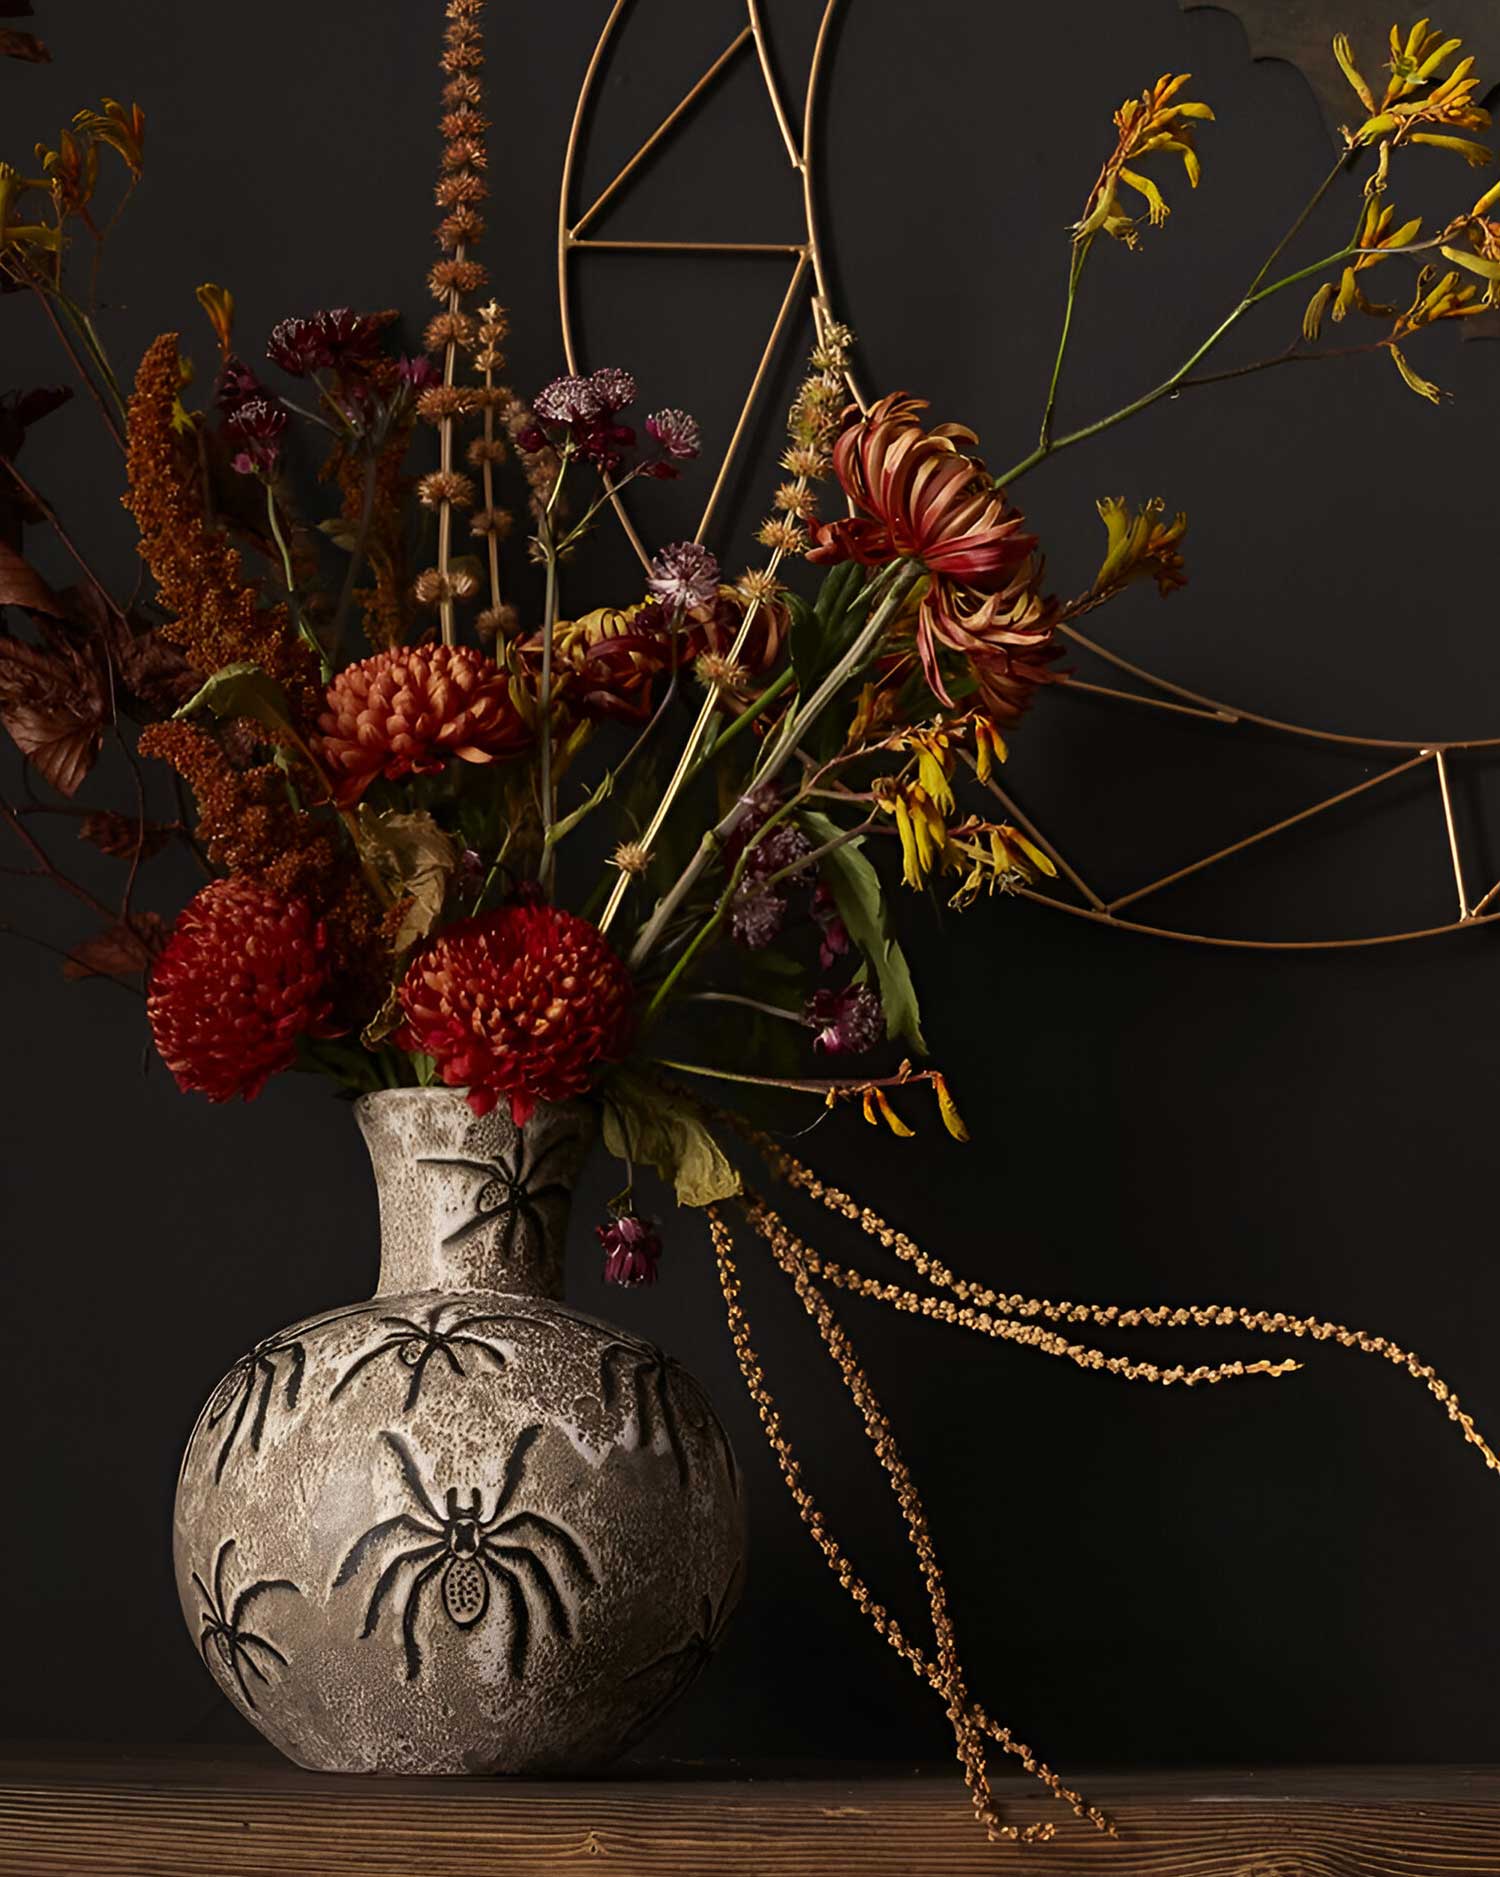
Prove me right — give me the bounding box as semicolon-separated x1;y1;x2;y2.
420;0;494;644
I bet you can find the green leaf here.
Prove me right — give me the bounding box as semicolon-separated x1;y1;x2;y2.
600;1067;741;1208
175;660;294;734
803;809;926;1053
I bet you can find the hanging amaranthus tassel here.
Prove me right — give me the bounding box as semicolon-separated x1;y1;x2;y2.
708;1120;1500;1846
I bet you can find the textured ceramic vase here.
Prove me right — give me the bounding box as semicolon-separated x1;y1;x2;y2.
172;1088;745;1774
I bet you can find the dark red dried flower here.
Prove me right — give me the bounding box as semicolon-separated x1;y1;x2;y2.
225;396;288;477
317;643;529;804
267;308;387;379
395;902;635;1124
597;1211;663;1287
147;879;339;1102
806;983;884;1056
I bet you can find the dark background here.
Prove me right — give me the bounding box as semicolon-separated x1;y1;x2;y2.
4;0;1500;1773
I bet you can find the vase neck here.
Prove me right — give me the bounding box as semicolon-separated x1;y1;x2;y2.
356;1089;593;1299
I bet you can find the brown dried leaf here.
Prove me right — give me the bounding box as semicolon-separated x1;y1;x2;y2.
0;26;47;59
64;912;167;982
78;810;172;861
354;807;458;953
0;633;107;794
0;539;64;616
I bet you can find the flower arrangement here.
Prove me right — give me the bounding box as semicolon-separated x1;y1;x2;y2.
5;5;1500;1846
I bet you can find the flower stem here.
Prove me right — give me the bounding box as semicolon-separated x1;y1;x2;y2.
1037;234;1093;452
330;453;378;657
537;516;559;897
265;484;330;680
993;243;1357;488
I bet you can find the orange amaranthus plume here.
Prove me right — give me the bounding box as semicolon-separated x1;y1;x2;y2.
807;393;1060;719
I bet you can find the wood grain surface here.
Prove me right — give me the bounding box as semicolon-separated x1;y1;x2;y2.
2;1750;1498;1876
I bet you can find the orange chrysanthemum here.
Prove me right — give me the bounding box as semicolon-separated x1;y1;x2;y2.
396;902;636;1124
317;643;529;803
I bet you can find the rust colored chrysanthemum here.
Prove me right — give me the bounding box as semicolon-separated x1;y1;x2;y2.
396;902;636;1124
317;643;528;803
148;879;339;1102
808;392;1058;715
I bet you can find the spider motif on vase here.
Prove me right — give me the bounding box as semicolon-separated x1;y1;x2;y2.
416;1131;576;1263
333;1427;596;1681
599;1337;736;1494
624;1559;743;1733
192;1538;301;1713
200;1304;371;1484
329;1304;529;1412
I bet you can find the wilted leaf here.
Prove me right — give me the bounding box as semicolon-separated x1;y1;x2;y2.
0;26;48;59
175;659;294;734
355;807;458;951
0;539;64;616
64;912;166;982
78;810;172;861
0;632;106;794
601;1068;741;1208
802;809;926;1053
0;384;71;461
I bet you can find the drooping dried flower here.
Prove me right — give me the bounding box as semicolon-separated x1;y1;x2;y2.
524;603;673;724
647;540;720;611
317;642;529;803
644;407;701;460
148;879;339;1102
806;983;884;1056
396;901;635;1123
195;282;235;358
224;395;288;477
597;1211;662;1286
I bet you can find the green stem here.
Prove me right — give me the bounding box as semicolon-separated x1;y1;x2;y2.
993;243;1357;488
691;666;796;772
1243;151;1354;301
1037;235;1093;452
265;484;330;681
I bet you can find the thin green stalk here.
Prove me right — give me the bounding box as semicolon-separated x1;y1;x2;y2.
265;484;329;680
692;666;796;772
538;522;559;897
1243;151;1354;300
1037;234;1093;452
330;454;378;657
993;242;1359;488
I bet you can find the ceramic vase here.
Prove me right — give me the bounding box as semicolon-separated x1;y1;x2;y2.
172;1087;745;1774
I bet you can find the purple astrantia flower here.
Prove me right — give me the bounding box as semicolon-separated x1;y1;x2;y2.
806;983;884;1056
728;879;787;950
216;355;268;420
597;1211;662;1287
812;883;850;970
533;373;604;424
587;366;637;414
645;408;701;459
225;397;289;477
530;367;639;471
647;540;719;612
398;354;440;389
267;308;385;378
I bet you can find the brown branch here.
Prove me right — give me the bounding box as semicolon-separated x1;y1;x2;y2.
0;454;130;626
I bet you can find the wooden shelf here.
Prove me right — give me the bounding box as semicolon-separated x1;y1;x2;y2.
2;1749;1498;1875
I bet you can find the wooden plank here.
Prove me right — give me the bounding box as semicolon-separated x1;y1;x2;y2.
2;1751;1499;1876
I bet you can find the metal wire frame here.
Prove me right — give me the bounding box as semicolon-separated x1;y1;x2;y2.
558;0;855;571
557;1;1500;953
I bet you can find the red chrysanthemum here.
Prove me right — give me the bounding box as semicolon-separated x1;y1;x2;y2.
807;392;1060;717
396;902;635;1124
317;643;529;804
148;879;338;1102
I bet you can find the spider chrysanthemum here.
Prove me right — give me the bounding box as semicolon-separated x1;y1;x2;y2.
396;902;636;1124
148;879;339;1103
317;643;528;804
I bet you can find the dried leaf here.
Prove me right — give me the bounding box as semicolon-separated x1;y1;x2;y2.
354;807;458;952
0;539;64;616
0;385;71;461
0;25;48;59
601;1068;741;1208
0;632;106;794
63;912;166;982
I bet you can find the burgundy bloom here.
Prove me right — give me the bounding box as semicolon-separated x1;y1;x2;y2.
529;367;639;471
645;407;700;458
808;392;1060;717
806;983;884;1056
533;373;603;423
586;367;637;414
225;396;289;477
399;354;440;389
812;883;850;970
267;307;386;378
728;878;786;950
148;879;339;1102
647;541;719;613
597;1211;663;1287
395;902;635;1125
216;354;267;419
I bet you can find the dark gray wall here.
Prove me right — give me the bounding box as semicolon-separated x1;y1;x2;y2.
3;0;1498;1769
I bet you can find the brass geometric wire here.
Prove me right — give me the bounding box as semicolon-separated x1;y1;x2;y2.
560;0;1500;952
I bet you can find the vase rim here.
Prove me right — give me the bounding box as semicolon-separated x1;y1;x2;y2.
352;1087;592;1116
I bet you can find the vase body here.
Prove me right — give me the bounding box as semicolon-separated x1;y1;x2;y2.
172;1088;744;1774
